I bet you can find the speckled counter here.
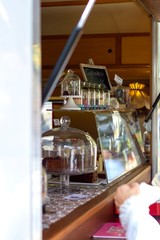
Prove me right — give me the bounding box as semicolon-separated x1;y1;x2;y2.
43;179;108;229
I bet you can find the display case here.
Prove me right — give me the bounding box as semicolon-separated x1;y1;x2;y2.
53;109;146;184
43;109;149;239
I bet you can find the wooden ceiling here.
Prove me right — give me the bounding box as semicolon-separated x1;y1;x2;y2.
41;0;160;21
41;0;133;7
136;0;160;21
41;1;150;35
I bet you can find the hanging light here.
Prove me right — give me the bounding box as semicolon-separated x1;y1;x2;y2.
129;82;150;109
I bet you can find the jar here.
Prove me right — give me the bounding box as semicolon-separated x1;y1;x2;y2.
143;131;150;161
94;84;100;106
81;82;89;106
88;83;95;107
115;86;130;105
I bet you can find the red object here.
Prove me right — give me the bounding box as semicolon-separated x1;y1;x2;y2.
92;222;126;239
149;202;160;216
114;201;160;217
115;206;119;215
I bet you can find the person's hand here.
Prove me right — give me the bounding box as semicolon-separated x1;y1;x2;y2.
114;182;140;209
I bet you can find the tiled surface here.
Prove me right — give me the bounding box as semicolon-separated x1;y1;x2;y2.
43;183;108;229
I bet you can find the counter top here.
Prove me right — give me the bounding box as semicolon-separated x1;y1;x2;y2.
43;163;151;240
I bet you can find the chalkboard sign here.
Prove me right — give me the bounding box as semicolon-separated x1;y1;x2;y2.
80;63;112;90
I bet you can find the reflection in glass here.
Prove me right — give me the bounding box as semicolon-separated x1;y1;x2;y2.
95;111;145;183
42;116;97;192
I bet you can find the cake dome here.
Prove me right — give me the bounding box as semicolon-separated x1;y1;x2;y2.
42;116;97;175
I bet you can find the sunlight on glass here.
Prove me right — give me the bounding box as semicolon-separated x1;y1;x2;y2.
158;23;160;171
0;1;9;23
0;91;10;104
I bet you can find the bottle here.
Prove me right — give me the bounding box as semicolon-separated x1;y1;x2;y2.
143;130;150;161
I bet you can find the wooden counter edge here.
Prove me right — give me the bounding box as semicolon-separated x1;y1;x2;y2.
43;163;151;240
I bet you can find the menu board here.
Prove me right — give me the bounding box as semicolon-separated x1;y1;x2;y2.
80;63;112;90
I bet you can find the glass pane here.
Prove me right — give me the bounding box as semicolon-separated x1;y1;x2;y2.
95;110;145;183
158;23;160;171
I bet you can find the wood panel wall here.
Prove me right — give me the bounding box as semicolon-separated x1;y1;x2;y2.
42;32;151;96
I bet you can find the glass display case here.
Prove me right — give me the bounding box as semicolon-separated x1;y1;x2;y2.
42;116;97;187
95;111;145;183
53;109;146;184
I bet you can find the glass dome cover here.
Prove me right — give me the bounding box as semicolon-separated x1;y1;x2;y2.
61;70;81;97
42;116;97;175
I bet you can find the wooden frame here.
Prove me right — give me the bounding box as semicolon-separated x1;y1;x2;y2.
41;1;132;8
80;63;112;91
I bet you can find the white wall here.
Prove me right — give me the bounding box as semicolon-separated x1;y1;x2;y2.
0;1;42;239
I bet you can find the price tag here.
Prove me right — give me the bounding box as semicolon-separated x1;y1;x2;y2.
114;74;123;85
64;194;89;200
